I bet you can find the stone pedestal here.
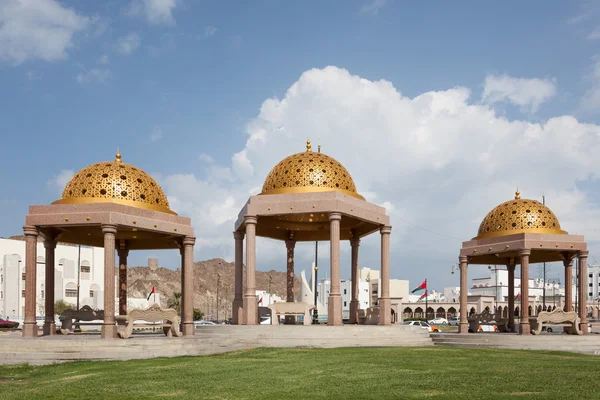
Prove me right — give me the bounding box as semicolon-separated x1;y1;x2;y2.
327;295;343;326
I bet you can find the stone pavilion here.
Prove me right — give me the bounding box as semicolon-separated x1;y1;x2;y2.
232;140;392;325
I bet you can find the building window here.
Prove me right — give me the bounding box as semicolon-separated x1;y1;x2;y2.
65;289;78;298
89;290;94;298
1;291;3;299
344;289;347;295
344;301;347;307
590;292;594;297
21;273;26;281
81;265;91;273
590;283;593;288
21;290;25;298
590;274;593;278
41;290;44;298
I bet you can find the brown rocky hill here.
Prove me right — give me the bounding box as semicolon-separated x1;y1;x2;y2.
128;258;300;320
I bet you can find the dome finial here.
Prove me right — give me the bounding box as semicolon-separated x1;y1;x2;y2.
115;147;122;163
306;137;312;152
515;187;520;200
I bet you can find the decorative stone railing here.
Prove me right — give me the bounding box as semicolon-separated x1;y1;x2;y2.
115;304;182;339
58;305;104;335
268;302;315;326
530;309;581;335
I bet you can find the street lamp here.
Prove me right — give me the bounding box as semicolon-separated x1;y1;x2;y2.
488;265;501;310
450;264;459;274
312;241;319;324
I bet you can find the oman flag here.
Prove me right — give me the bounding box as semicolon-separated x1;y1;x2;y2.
418;291;428;301
515;293;521;300
411;279;427;293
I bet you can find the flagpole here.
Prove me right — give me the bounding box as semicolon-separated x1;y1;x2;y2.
425;279;428;321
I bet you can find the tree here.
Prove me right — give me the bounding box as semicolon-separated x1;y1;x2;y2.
167;292;182;315
54;299;74;316
37;294;45;316
193;309;204;321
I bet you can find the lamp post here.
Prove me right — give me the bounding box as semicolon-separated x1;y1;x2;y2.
488;265;501;311
312;241;319;324
216;273;220;323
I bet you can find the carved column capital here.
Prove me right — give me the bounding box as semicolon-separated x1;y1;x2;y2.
285;239;296;250
233;231;245;241
101;224;118;235
328;212;342;221
183;236;196;246
43;239;57;250
244;215;258;225
458;255;468;264
578;250;589;259
350;237;361;248
380;225;392;235
519;249;531;257
23;226;38;237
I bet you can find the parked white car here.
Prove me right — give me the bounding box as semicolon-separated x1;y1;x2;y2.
194;320;216;327
448;317;460;326
402;320;440;333
428;317;448;325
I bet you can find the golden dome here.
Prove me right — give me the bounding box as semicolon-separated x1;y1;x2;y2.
260;140;364;200
52;152;175;215
474;190;566;239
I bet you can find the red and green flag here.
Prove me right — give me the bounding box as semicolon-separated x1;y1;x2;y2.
411;279;427;293
418;291;428;301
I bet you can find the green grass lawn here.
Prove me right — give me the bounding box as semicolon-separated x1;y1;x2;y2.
1;347;600;399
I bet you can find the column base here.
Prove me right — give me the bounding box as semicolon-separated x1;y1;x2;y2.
378;298;391;325
182;322;194;336
101;322;116;339
519;322;531;335
458;322;468;334
232;299;244;325
284;315;296;325
327;295;343;326
580;322;589;335
43;321;56;336
349;300;359;324
243;295;258;325
22;322;38;337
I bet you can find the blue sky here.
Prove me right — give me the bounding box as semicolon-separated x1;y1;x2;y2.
2;0;600;290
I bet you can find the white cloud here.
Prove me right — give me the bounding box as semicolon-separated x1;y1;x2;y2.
203;25;217;38
0;0;89;64
98;54;109;65
360;0;387;16
580;60;600;112
482;73;557;113
158;66;600;287
588;28;600;40
48;169;74;194
25;70;40;81
198;153;215;163
116;32;141;54
76;68;111;84
150;126;163;141
127;0;177;25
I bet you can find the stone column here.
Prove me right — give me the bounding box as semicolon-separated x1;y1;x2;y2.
101;224;117;339
43;238;57;336
519;249;531;335
579;250;589;334
232;231;244;325
507;261;515;332
182;236;196;336
117;242;129;316
564;255;573;312
22;226;39;338
458;255;468;334
179;246;185;325
243;215;258;325
285;237;296;325
349;237;360;324
379;226;392;325
328;212;343;326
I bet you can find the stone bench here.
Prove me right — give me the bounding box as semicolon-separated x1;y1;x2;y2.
467;310;497;333
58;305;104;335
268;302;315;325
115;304;182;339
530;309;581;335
358;307;379;325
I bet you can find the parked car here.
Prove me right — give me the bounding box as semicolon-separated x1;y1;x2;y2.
476;323;498;333
402;320;440;333
0;319;18;329
448;317;460;326
194;320;216;327
428;317;448;325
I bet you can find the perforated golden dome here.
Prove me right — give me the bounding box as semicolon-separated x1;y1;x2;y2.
52;152;175;215
260;140;364;200
474;190;566;239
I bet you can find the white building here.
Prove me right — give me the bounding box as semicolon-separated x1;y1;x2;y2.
0;237;105;319
588;264;600;301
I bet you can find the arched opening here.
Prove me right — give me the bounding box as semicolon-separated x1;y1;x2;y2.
436;307;446;320
426;307;435;321
403;307;413;319
414;307;423;319
469;307;476;316
447;307;457;317
80;260;91;280
515;306;520;318
65;282;77;299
